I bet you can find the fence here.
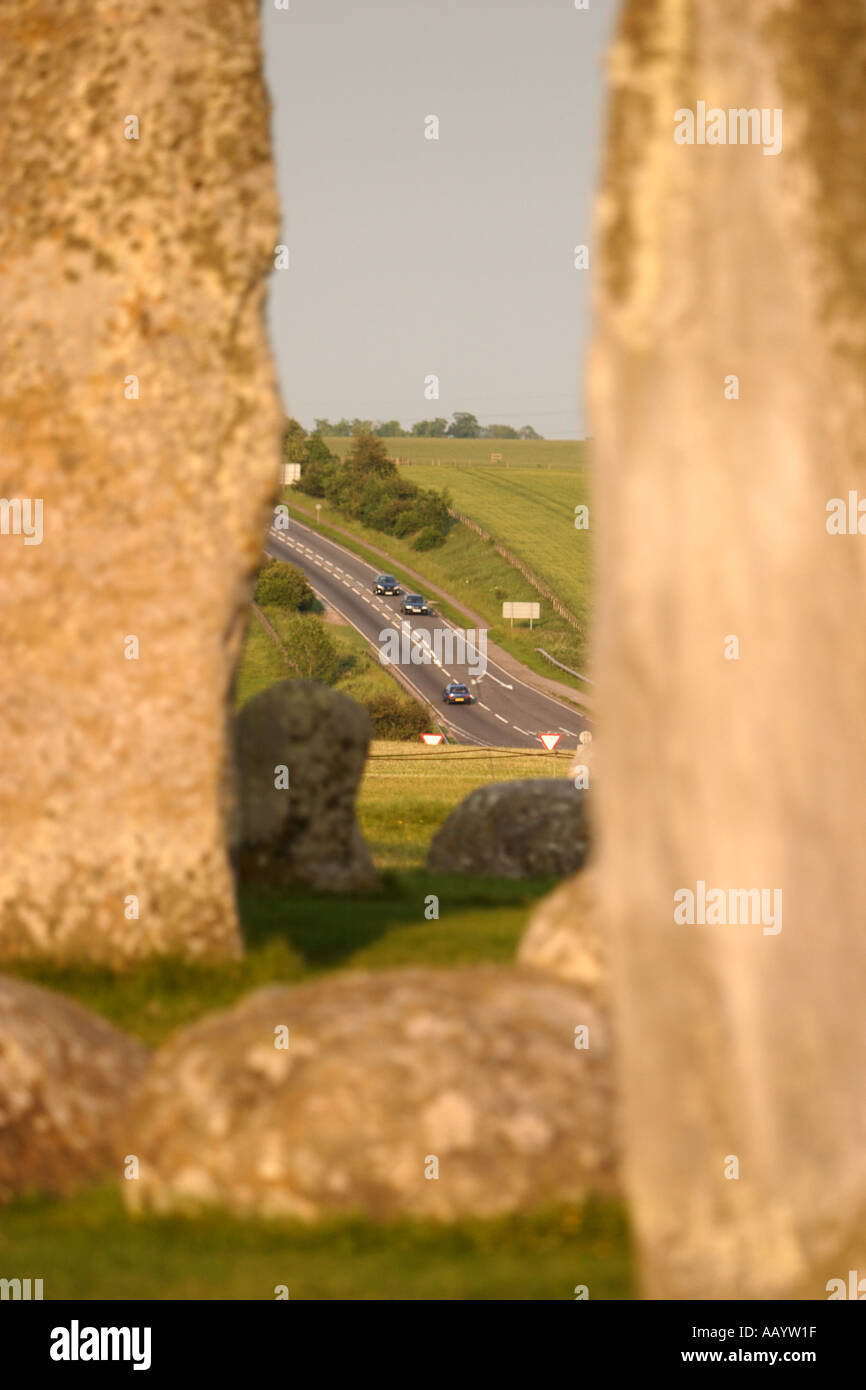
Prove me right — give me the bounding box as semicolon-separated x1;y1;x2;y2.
447;509;584;633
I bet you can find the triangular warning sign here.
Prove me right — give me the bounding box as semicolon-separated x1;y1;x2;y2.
421;733;444;745
539;732;561;751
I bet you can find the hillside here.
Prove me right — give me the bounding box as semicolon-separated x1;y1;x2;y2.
321;436;592;638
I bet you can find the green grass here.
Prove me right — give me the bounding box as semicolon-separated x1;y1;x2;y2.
323;436;587;471
286;475;590;684
232;611;286;707
358;740;574;868
6;867;557;1046
321;435;592;634
1;1186;633;1300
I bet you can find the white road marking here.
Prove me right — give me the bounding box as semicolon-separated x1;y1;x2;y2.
494;713;508;723
514;726;531;736
559;727;578;736
479;702;490;710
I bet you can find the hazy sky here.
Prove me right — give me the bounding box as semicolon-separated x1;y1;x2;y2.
262;0;619;439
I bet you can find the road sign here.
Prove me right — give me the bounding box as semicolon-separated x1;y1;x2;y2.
502;600;541;630
421;733;444;745
539;732;561;751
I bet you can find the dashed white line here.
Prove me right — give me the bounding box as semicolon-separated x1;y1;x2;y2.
494;713;508;724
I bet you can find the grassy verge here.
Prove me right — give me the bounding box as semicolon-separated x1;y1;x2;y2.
1;1186;633;1300
233;604;432;738
232;610;287;707
285;489;589;683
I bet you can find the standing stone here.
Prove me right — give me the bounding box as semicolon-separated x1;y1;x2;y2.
123;967;617;1220
0;2;282;962
426;781;590;879
233;680;378;892
590;1;866;1297
518;869;606;1003
0;976;150;1202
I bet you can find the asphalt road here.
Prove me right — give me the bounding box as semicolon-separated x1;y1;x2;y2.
267;517;589;751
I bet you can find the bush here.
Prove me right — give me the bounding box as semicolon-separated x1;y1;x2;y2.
254;558;315;610
276;613;340;684
304;429;453;548
362;690;431;740
411;526;445;551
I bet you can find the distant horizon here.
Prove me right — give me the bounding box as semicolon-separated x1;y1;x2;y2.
285;412;592;443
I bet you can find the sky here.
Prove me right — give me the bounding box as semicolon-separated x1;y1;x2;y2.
261;0;620;439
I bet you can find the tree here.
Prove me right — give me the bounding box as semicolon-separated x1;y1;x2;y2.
448;411;481;438
375;420;406;437
295;432;337;498
484;424;519;439
279;613;340;683
282;416;308;462
254;557;315;610
411;417;448;437
518;424;542;439
346;428;396;477
313;418;332;435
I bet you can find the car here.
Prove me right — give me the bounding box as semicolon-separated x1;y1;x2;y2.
373;574;400;596
401;593;431;615
443;682;472;705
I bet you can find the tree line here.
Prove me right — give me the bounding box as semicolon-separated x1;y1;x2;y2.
312;412;542;440
284;419;453;550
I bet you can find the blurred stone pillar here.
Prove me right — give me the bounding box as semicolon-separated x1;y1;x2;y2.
590;0;866;1296
0;2;282;963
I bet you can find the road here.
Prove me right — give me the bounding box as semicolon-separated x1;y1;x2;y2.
267;517;589;751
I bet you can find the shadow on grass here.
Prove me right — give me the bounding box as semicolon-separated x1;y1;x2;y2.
239;868;558;969
3;871;559;1045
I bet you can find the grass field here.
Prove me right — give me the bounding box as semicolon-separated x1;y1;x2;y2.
321;436;592;629
322;436;588;471
358;740;574;867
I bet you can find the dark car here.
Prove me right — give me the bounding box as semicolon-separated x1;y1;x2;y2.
373;574;400;596
443;682;472;705
401;593;431;615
